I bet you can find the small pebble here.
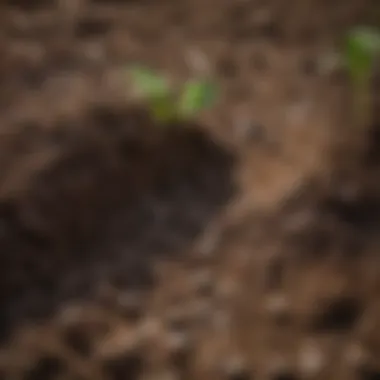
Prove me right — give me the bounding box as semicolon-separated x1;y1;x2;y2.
166;331;193;371
138;317;164;342
297;341;324;377
97;326;139;358
197;230;219;258
58;304;87;326
83;42;105;63
282;209;315;234
185;47;211;75
316;51;343;77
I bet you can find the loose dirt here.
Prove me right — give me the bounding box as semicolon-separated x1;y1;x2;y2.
1;0;380;379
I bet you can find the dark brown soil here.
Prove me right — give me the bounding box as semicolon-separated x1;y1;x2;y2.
0;105;236;340
1;0;380;379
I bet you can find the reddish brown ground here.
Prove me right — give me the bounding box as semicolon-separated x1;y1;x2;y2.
1;0;380;379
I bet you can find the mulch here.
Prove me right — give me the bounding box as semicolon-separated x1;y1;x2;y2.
0;0;380;379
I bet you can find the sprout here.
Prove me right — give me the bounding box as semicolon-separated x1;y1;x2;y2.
344;26;380;126
178;79;218;118
128;66;219;124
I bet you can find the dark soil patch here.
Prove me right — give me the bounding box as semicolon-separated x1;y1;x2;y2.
0;104;235;341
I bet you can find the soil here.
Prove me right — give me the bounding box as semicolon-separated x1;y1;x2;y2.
1;0;380;379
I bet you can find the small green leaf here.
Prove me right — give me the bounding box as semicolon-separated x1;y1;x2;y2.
129;66;170;99
150;95;178;124
178;80;218;117
345;26;380;84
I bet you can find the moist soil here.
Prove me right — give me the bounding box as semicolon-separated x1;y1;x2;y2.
1;1;380;380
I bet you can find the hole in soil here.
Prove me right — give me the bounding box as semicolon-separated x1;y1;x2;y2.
0;105;236;343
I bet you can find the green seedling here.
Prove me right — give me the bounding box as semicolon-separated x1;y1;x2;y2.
128;66;218;124
344;26;380;126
